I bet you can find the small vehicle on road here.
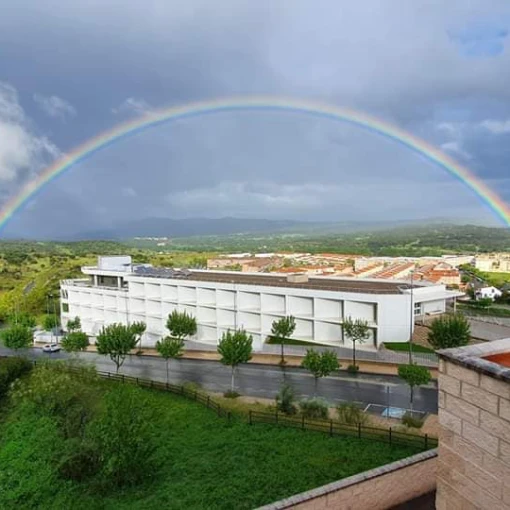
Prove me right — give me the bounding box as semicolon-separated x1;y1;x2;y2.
42;343;61;353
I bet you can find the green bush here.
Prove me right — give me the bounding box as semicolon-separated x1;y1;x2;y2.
275;384;297;415
401;412;424;429
337;403;369;426
0;356;32;397
88;385;158;488
223;390;240;399
299;397;329;420
347;364;359;374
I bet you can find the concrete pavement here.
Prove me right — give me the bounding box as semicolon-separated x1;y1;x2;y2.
1;347;439;414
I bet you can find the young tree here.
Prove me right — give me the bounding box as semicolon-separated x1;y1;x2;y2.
66;316;81;333
7;312;36;328
398;364;431;411
0;324;33;352
43;314;59;332
61;331;89;355
96;323;138;373
301;349;339;395
166;310;197;343
271;315;296;365
156;336;184;383
217;329;253;394
129;321;146;350
427;314;471;350
343;317;370;371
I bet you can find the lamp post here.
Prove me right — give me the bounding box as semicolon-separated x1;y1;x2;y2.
408;270;415;364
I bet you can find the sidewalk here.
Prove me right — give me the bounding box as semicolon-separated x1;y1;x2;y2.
82;344;438;379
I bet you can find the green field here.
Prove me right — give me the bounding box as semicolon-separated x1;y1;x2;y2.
0;369;420;510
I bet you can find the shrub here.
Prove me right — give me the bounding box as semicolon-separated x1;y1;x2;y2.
347;364;359;374
275;384;297;415
427;313;470;349
337;403;369;426
0;356;32;397
401;412;424;429
87;385;158;488
223;390;240;399
299;397;329;420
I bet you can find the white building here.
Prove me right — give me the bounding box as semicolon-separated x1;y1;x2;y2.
474;286;503;301
60;256;463;352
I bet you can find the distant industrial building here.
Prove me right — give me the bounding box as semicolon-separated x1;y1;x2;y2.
60;256;463;352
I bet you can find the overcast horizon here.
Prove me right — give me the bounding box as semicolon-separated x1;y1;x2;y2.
2;1;510;238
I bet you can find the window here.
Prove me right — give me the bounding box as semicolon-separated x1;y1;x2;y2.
414;302;422;316
62;303;69;313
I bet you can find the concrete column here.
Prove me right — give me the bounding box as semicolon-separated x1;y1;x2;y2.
117;277;122;289
93;275;98;287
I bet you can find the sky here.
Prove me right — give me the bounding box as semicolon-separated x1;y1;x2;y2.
1;0;510;238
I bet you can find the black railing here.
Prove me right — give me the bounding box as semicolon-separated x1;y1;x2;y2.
247;410;436;451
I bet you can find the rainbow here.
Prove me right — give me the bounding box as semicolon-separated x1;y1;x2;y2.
1;96;509;232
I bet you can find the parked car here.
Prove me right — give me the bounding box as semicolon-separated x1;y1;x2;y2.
42;343;61;353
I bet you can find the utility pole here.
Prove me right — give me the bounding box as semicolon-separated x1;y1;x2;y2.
408;270;414;364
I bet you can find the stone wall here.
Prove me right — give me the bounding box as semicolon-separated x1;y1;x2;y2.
436;340;510;510
257;449;437;510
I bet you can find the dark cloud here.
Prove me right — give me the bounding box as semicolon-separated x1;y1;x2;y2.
0;0;510;237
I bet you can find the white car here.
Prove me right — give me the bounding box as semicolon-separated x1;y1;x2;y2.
42;343;61;353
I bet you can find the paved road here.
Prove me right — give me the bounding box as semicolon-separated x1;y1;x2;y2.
0;347;438;413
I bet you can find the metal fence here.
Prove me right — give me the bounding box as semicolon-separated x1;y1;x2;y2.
247;410;436;451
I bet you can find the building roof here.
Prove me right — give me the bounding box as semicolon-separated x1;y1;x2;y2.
126;267;423;294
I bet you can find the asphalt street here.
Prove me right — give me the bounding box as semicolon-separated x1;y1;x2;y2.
0;347;438;413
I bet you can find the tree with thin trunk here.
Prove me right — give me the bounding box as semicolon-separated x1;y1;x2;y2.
301;349;339;395
130;321;146;351
66;316;81;333
343;316;370;372
43;314;58;332
0;324;33;353
166;310;197;343
271;315;296;366
398;363;431;412
217;329;253;395
96;323;138;374
156;336;184;383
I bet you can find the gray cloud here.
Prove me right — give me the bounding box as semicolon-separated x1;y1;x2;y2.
33;93;76;120
1;0;510;236
0;82;59;193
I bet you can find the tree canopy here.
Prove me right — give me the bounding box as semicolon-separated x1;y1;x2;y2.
61;331;89;354
427;314;470;350
1;324;33;351
96;324;138;373
301;349;339;394
156;336;185;383
166;310;197;341
343;316;370;369
398;363;431;411
217;329;253;393
271;315;296;365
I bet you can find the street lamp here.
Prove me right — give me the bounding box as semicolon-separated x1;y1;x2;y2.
408;270;415;364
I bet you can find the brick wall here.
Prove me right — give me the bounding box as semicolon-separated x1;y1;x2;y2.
257;449;437;510
437;349;510;510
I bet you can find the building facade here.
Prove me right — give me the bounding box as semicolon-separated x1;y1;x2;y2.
60;256;462;351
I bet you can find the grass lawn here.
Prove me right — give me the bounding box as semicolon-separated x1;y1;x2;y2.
265;336;332;347
457;303;510;318
383;342;435;354
0;383;420;510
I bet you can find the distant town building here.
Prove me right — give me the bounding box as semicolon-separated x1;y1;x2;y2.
475;253;510;273
474;286;503;301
